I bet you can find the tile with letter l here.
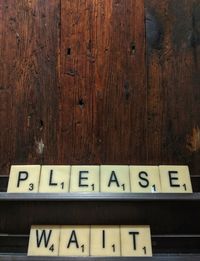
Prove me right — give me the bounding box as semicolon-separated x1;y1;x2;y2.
90;225;120;256
121;225;152;256
39;165;71;192
70;165;99;192
7;165;41;193
59;226;90;256
100;165;130;192
159;165;193;193
28;225;60;256
130;166;161;192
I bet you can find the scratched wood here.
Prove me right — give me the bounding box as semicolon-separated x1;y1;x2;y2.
145;0;200;174
60;0;146;165
0;0;60;175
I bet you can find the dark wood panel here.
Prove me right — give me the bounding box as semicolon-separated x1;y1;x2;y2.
0;0;60;175
60;0;146;164
145;0;200;174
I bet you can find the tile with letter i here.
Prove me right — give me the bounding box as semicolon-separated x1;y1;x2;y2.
120;225;152;256
59;226;90;256
100;165;130;192
70;165;99;192
90;226;120;256
28;226;60;256
39;165;71;192
7;165;41;193
130;166;161;193
159;165;193;193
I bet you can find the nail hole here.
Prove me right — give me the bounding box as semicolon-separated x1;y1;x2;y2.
130;42;136;55
39;120;44;130
78;98;84;108
67;48;71;55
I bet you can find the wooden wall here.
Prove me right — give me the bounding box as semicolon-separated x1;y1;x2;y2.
0;0;199;176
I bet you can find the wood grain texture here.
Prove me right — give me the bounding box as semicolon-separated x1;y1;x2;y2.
0;0;60;175
60;0;146;164
145;0;200;174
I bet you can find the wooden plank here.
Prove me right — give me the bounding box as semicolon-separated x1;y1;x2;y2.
0;0;60;175
145;0;200;174
60;0;146;164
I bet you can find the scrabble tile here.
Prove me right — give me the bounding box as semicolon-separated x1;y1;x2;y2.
39;165;71;193
130;166;161;192
159;165;193;193
59;226;90;256
90;226;120;256
120;225;152;256
28;225;60;256
100;165;130;192
70;165;99;192
7;165;41;193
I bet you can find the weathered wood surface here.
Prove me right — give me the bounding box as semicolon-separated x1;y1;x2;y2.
0;0;199;175
145;0;200;174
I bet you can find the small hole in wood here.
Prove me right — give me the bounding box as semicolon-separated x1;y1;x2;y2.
67;48;71;55
130;42;136;55
78;98;84;107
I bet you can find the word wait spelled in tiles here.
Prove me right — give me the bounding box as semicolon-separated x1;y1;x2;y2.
28;225;152;257
7;165;193;193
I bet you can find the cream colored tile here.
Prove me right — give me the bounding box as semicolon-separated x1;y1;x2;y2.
159;165;193;193
39;165;71;193
130;166;161;193
28;225;60;256
70;165;99;192
7;165;41;193
59;226;90;256
90;226;120;256
100;165;130;192
121;225;152;256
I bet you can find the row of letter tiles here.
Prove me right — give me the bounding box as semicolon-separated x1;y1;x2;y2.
7;165;193;193
28;225;152;257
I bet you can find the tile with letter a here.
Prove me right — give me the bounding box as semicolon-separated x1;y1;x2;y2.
100;165;130;192
70;165;99;192
7;165;41;193
90;226;120;256
28;225;60;256
121;225;152;256
130;166;161;193
39;165;71;192
59;226;90;256
159;165;193;193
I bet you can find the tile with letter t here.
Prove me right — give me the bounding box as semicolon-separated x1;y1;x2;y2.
70;165;99;192
39;165;71;192
130;166;161;192
28;225;60;256
100;165;130;192
90;226;120;256
59;226;90;256
159;165;193;193
121;225;152;256
7;165;41;193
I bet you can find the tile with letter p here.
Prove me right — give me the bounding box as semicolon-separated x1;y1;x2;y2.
90;226;120;256
7;165;41;193
39;165;71;192
130;166;161;192
59;226;90;256
159;165;193;193
121;225;152;256
28;225;60;256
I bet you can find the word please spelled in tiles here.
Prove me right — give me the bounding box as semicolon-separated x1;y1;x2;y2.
7;165;193;193
28;225;152;257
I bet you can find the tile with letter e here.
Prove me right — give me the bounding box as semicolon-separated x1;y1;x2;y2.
70;165;99;192
7;165;41;193
130;166;161;193
159;165;193;193
90;226;120;256
100;165;130;192
28;225;60;256
39;165;71;193
121;225;152;256
59;226;90;256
